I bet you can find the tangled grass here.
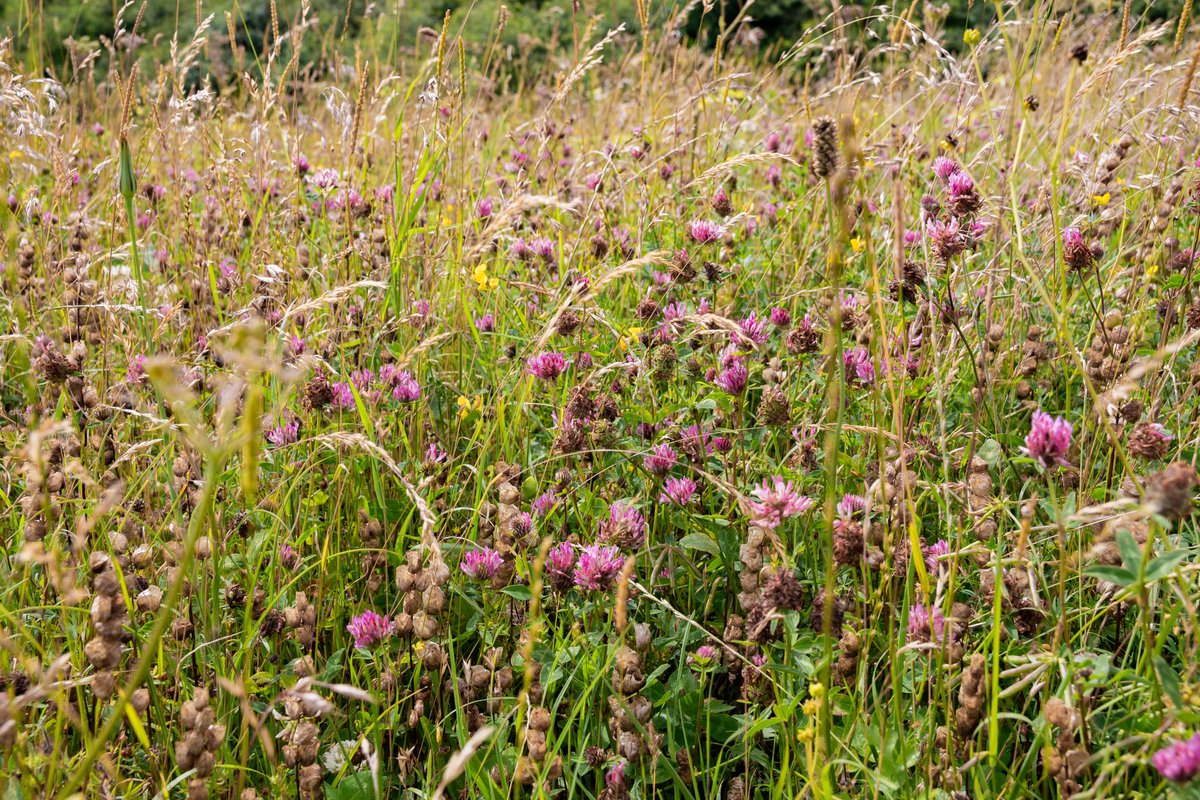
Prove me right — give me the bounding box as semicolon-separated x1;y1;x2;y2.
4;3;1200;799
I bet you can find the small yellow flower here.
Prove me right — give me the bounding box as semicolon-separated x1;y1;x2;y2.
963;28;981;47
457;395;483;419
801;698;821;716
1092;192;1111;207
850;237;865;254
8;150;22;161
471;264;499;292
618;326;643;352
1146;262;1160;279
1115;177;1125;186
797;727;815;743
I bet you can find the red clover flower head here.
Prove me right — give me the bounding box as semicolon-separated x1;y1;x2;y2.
599;501;646;549
1153;734;1200;782
527;351;569;381
1022;411;1073;468
933;156;960;182
572;544;625;591
461;546;504;580
687;219;725;244
737;312;770;345
660;477;698;506
716;360;749;395
533;491;559;517
837;493;867;518
644;443;678;475
346;610;391;649
749;476;814;529
923;539;951;573
546;542;576;578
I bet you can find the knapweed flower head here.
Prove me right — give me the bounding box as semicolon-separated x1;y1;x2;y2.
660;476;698;506
1153;733;1200;782
644;443;678;475
749;476;814;529
598;501;646;549
1022;411;1073;468
460;546;504;580
687;219;726;244
346;610;391;649
527;351;569;380
573;544;625;591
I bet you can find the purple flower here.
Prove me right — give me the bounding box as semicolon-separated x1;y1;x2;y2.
351;369;373;391
512;512;534;539
770;307;791;327
527;351;569;380
533;491;558;517
530;236;556;263
843;348;875;385
933;156;960;182
585;172;603;191
906;603;947;644
331;381;356;409
749;476;814;529
279;544;300;570
598;501;646;549
1022;411;1073;468
573;544;625;591
947;171;975;198
475;313;495;332
644;443;678;475
716;361;749;395
837;493;866;518
737;312;770;345
425;443;448;464
461;546;504;580
1153;733;1200;782
391;372;422;403
660;477;698;506
605;761;627;791
267;415;300;447
546;542;576;580
923;539;951;574
476;197;494;218
346;611;391;649
126;354;148;385
310;168;339;190
687;219;725;244
926;217;966;259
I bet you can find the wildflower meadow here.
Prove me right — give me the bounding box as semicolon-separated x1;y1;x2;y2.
4;2;1200;798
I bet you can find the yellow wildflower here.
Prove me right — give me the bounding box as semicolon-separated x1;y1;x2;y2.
1092;192;1111;206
